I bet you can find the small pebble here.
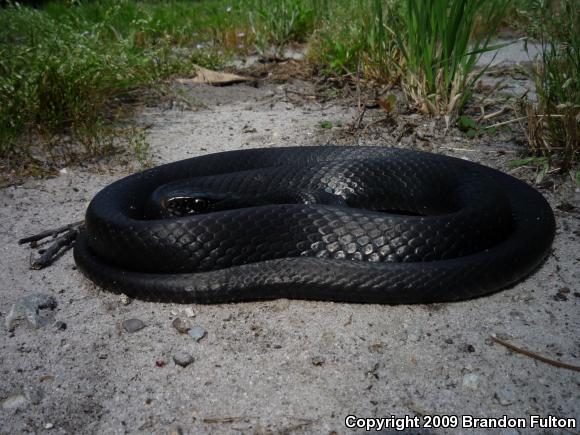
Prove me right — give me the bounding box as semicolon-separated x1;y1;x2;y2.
463;344;475;353
553;292;568;301
44;423;54;430
172;318;190;334
183;307;195;318
495;386;516;405
173;352;194;367
5;294;57;330
462;373;480;390
188;326;206;342
512;292;533;302
119;294;132;305
1;393;28;410
54;321;67;331
122;318;146;333
311;356;326;366
406;325;423;342
168;424;184;435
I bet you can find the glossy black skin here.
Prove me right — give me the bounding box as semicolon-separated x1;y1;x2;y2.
74;146;555;304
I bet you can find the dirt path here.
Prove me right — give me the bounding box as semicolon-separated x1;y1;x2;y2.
1;75;578;434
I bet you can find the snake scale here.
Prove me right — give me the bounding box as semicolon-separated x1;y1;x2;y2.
73;146;555;304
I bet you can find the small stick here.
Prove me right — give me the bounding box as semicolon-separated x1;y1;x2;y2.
30;229;79;270
18;220;85;245
490;335;580;372
203;417;249;424
480;107;508;121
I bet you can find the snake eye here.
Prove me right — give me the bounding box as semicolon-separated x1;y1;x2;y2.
190;198;209;212
163;196;212;216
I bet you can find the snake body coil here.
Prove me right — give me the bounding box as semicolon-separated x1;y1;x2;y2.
74;146;555;303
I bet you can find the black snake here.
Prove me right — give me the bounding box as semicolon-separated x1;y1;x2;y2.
73;146;555;303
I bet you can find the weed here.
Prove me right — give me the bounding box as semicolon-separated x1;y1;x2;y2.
0;1;223;165
394;0;510;116
128;126;153;169
308;0;402;81
518;0;579;171
247;0;316;56
508;156;551;184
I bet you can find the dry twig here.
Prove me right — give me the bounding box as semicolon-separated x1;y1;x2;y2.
490;335;580;372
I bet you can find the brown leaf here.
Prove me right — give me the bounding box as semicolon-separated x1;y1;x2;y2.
377;94;397;113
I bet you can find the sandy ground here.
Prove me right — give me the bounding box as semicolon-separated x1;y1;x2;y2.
1;53;579;435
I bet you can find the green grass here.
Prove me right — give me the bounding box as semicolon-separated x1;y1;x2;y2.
0;1;227;162
307;0;402;81
517;0;579;171
394;0;510;116
0;0;331;164
1;0;572;174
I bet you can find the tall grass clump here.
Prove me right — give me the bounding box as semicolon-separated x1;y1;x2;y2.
307;0;402;81
246;0;318;56
518;0;579;171
395;0;509;116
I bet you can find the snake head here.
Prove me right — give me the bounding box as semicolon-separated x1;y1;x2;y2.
160;195;216;216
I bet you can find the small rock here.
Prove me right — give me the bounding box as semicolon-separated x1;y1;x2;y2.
54;321;67;331
119;294;132;305
188;326;206;342
1;392;28;410
512;292;533;302
311;356;326;366
242;125;257;133
168;424;184;435
553;292;568;301
462;344;475;353
44;423;54;430
183;307;195;318
172;318;190;334
495;386;516;405
537;377;550;386
173;352;194;367
556;202;575;212
369;342;385;353
406;325;423;342
5;294;57;330
462;373;480;390
122;318;146;333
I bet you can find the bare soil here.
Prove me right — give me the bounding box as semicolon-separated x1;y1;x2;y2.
0;53;579;434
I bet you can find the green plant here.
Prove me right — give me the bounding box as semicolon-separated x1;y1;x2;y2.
247;0;316;56
393;0;510;116
456;115;499;138
509;156;551;184
0;1;223;164
307;0;402;81
519;0;579;171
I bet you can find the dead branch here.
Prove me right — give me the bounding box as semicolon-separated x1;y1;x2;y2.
490;335;580;372
18;220;84;245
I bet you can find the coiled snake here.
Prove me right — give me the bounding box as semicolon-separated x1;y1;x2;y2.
74;146;555;303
